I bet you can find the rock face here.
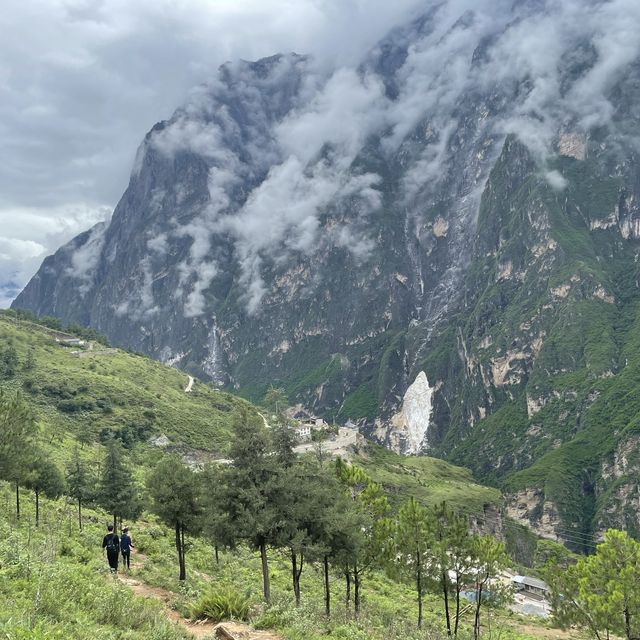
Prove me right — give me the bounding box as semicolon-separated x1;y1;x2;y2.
506;489;562;543
390;371;434;454
14;2;640;544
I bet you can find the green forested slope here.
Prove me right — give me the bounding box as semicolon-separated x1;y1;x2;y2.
0;310;501;511
0;310;258;456
355;444;501;513
0;482;551;640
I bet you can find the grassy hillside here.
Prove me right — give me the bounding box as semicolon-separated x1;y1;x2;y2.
0;310;258;457
0;313;572;639
0;482;561;640
0;310;504;511
355;443;501;513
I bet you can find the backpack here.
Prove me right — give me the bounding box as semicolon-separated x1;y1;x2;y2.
106;534;118;552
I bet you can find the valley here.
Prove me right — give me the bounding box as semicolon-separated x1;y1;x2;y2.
4;1;640;638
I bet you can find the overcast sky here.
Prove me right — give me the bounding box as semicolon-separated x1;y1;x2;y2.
0;0;424;306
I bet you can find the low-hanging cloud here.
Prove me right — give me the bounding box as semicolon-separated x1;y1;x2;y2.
0;203;110;306
65;221;108;295
1;0;425;305
172;0;640;315
6;0;640;314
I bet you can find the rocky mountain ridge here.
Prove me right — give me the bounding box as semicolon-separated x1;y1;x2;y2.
15;1;640;546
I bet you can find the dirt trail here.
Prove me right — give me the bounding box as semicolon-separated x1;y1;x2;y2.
116;554;280;640
118;572;215;638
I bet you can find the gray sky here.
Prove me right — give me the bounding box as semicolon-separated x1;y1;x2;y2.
0;0;423;306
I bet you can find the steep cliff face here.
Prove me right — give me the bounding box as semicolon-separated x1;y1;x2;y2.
421;127;640;546
14;2;640;544
16;10;511;410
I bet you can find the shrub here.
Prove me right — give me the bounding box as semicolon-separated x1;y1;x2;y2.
189;587;250;622
253;600;297;630
57;398;96;413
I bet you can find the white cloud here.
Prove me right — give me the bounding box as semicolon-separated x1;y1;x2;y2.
66;221;108;295
545;170;568;192
276;68;386;164
216;155;382;313
113;256;159;319
184;261;218;317
158;0;640;314
333;225;376;260
0;0;424;305
4;0;640;314
150;118;228;160
147;232;168;255
0;204;110;304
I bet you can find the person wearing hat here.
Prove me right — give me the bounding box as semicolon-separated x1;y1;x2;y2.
120;526;134;571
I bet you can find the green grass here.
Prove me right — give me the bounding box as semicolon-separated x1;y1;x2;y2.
190;587;251;622
0;312;559;638
0;484;189;639
355;443;501;512
0;311;260;457
0;481;551;640
0;309;503;508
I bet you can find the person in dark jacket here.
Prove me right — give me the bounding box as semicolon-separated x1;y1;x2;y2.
102;524;120;573
120;526;134;571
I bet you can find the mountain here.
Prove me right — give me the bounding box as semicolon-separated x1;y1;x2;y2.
14;1;640;545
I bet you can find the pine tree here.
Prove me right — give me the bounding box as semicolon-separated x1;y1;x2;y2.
98;439;141;529
26;453;65;526
0;344;19;379
395;497;433;628
263;386;288;422
219;407;279;602
199;463;235;566
304;460;360;616
267;421;313;606
271;421;297;468
275;461;314;607
66;447;94;530
0;391;38;518
23;347;36;372
447;509;473;637
147;456;201;580
547;529;640;640
469;535;510;640
430;501;474;637
335;460;392;615
76;424;96;449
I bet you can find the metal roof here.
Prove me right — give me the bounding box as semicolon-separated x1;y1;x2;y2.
512;575;549;591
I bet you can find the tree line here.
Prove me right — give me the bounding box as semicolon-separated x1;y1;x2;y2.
0;390;508;637
145;407;511;638
4;308;111;345
4;386;639;639
0;390;140;530
545;528;640;640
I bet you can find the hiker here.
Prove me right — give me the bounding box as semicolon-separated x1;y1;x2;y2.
102;524;120;573
121;526;134;571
